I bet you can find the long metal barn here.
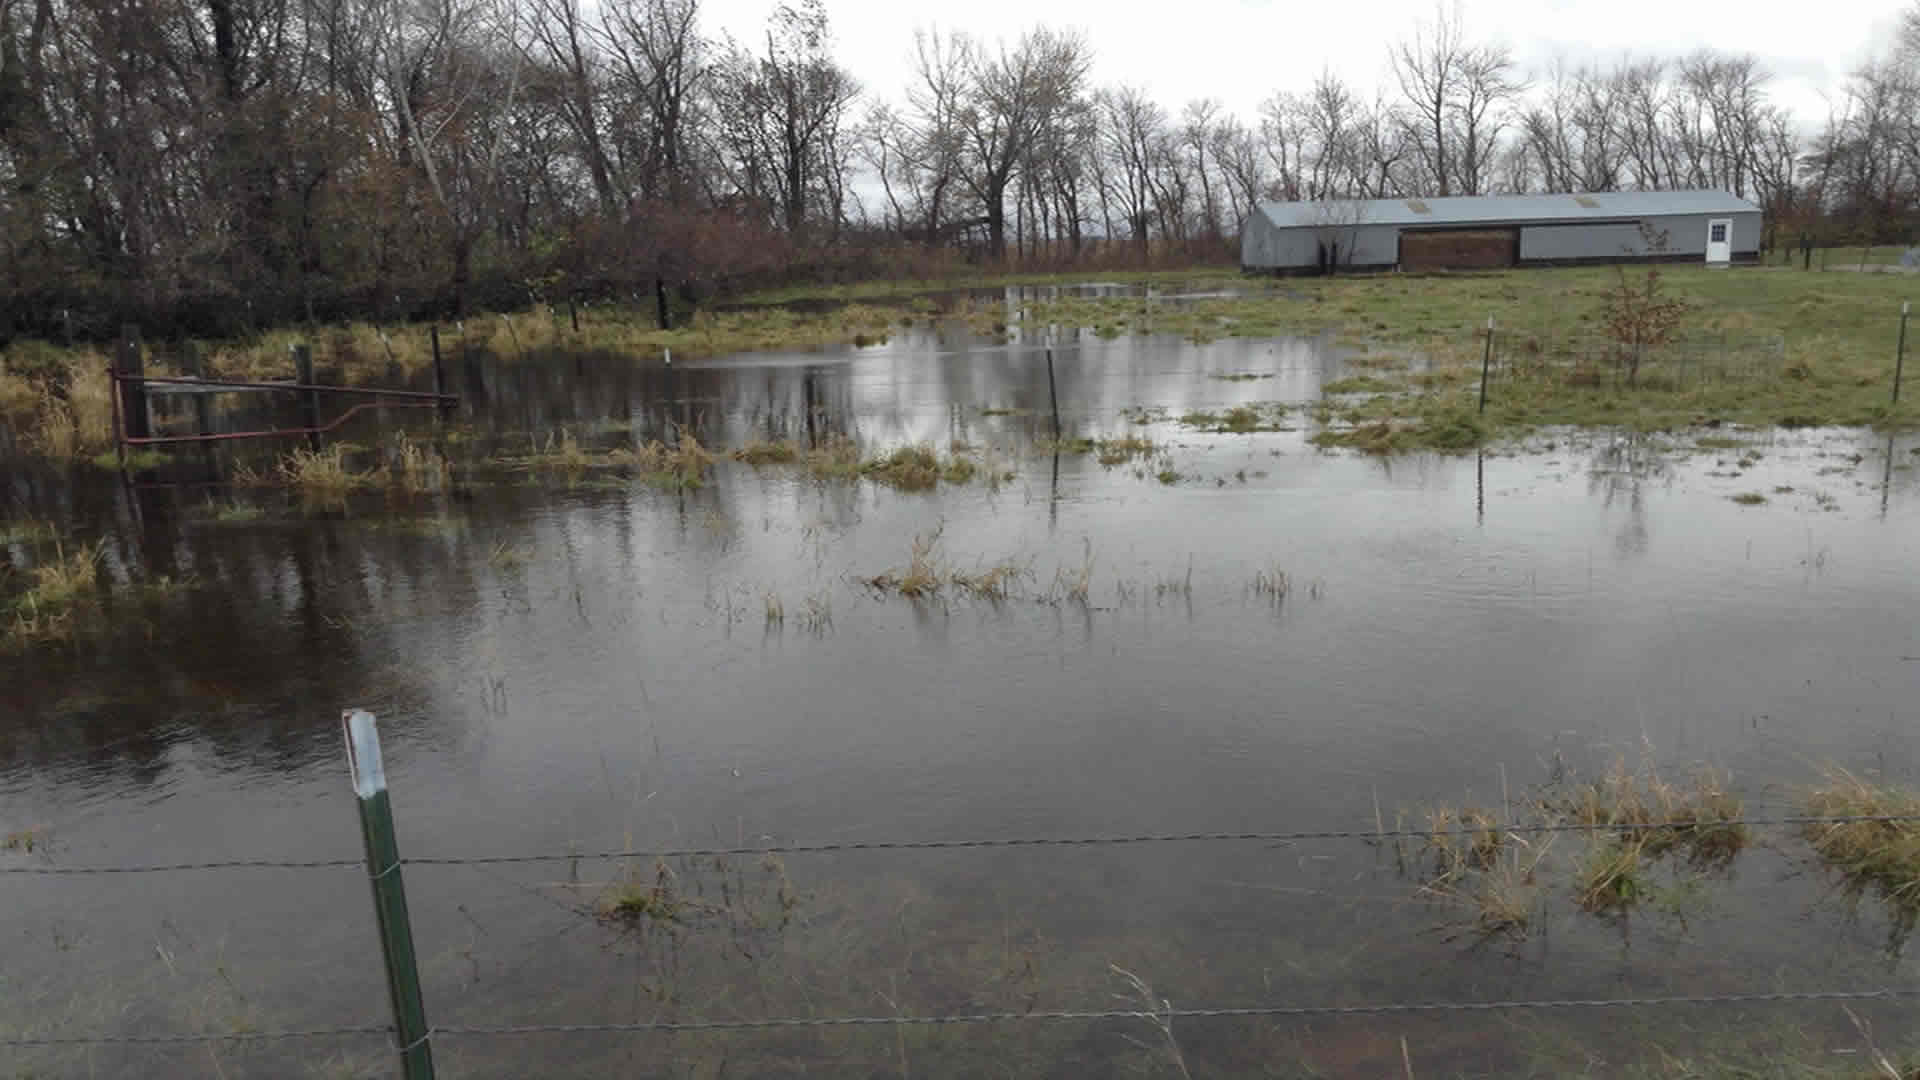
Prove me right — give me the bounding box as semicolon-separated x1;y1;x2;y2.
1240;190;1763;274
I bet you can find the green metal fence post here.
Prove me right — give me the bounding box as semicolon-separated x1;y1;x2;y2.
1479;316;1494;414
1895;302;1909;406
343;709;435;1080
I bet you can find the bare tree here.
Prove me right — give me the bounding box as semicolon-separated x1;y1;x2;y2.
1390;2;1467;195
956;25;1089;259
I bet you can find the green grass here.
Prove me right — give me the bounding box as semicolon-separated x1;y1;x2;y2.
1322;374;1403;394
1021;266;1920;445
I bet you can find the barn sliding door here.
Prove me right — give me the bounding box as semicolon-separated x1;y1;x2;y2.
1399;229;1519;271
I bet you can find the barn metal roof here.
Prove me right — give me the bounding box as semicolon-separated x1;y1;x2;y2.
1254;190;1761;230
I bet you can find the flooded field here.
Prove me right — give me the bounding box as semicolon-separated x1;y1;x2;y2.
4;292;1920;1077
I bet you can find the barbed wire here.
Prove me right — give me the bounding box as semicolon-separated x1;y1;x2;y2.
0;856;363;875
11;988;1912;1050
3;814;1916;875
0;1025;391;1048
428;988;1920;1033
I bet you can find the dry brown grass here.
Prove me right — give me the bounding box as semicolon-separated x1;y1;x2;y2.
278;445;374;497
863;529;946;597
4;540;104;647
732;439;802;465
948;557;1030;599
862;444;941;491
387;437;451;494
1391;758;1749;938
1553;759;1747;867
804;435;863;479
1801;767;1920;936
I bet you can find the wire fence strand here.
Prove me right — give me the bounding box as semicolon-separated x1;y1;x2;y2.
429;988;1920;1033
11;988;1916;1050
4;814;1916;875
0;1025;393;1048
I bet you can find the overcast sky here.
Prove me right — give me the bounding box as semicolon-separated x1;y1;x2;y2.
700;0;1906;130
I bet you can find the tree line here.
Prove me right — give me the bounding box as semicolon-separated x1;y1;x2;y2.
0;0;1914;339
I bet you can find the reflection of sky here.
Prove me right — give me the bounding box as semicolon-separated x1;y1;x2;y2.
4;340;1920;1072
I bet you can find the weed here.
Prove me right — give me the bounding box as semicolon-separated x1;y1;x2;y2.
1552;760;1748;868
1043;436;1096;454
941;457;978;485
206;500;265;524
1208;372;1272;382
1155;466;1182;485
1801;767;1920;946
950;557;1029;600
388;437;450;494
1729;492;1768;505
763;592;784;625
279;445;372;498
1415;805;1504;885
1154;558;1194;598
799;590;833;633
804;435;864;480
1095;436;1157;465
487;541;526;569
1574;835;1650;915
599;861;687;927
0;520;57;546
1323;375;1402;394
862;445;941;491
732;439;802;465
2;826;47;853
1051;539;1094;605
863;529;947;597
1251;564;1290;600
634;436;715;490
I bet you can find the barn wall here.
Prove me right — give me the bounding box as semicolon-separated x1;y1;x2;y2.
1519;222;1652;260
1519;212;1764;261
1243;207;1763;270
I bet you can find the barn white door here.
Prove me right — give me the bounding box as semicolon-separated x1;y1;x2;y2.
1705;219;1732;264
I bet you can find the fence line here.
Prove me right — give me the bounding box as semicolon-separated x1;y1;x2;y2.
5;814;1917;876
7;987;1918;1051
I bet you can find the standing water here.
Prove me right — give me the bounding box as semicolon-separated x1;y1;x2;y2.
3;306;1919;1076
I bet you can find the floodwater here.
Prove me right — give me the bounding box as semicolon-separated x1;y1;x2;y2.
4;295;1920;1077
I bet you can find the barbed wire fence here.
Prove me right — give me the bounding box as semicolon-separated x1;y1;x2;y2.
2;710;1917;1078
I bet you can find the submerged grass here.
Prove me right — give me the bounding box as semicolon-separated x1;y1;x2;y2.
1392;759;1748;940
863;529;948;597
3;538;192;650
863;528;1031;601
1801;768;1920;945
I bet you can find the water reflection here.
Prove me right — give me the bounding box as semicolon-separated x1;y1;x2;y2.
4;325;1920;1076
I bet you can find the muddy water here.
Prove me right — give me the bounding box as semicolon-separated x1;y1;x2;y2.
3;310;1920;1076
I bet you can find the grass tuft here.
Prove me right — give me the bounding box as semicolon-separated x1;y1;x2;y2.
1801;767;1920;944
732;439;802;465
862;444;941;491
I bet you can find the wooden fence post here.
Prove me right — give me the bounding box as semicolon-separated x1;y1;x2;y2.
183;342;218;476
343;710;436;1080
293;344;322;451
116;325;150;441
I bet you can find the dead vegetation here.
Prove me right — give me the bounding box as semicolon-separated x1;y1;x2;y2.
861;528;1031;600
1801;767;1920;949
1389;758;1749;940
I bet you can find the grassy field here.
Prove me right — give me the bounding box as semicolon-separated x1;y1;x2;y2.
4;263;1917;459
1014;264;1920;448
